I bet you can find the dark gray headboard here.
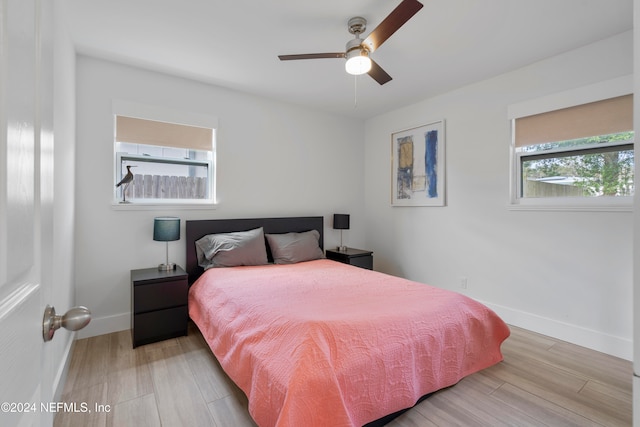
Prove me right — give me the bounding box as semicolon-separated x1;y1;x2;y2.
185;216;324;284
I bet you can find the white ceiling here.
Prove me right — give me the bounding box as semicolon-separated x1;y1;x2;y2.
63;0;633;119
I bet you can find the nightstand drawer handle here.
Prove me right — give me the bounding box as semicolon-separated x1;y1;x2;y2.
42;305;91;342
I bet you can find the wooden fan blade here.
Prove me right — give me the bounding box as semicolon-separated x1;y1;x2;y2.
363;0;423;53
278;53;345;61
368;59;392;85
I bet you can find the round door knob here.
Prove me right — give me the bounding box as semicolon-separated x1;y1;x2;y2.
43;305;91;342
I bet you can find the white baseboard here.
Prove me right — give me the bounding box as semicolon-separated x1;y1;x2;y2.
76;312;130;339
483;301;632;361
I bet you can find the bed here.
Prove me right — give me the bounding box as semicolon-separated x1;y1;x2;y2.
186;216;510;427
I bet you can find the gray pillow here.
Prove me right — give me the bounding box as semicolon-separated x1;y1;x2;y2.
265;230;324;264
195;227;268;269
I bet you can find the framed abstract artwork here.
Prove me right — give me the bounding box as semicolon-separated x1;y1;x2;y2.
391;120;446;206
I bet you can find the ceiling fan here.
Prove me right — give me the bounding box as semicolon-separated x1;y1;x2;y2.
278;0;424;85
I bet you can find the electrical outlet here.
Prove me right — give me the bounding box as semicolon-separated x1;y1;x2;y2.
460;277;468;289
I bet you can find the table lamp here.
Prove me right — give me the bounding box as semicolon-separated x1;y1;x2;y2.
153;217;180;270
333;214;350;252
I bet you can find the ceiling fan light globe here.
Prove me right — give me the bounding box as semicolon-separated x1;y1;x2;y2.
345;54;371;75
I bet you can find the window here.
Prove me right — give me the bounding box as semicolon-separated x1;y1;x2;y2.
114;115;215;204
510;89;633;208
518;134;633;198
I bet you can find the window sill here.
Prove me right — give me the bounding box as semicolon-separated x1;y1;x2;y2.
508;197;632;212
111;201;218;211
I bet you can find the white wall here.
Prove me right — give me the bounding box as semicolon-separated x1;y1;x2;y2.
364;31;634;360
75;57;366;338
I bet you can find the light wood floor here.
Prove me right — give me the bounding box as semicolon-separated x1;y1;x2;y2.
55;323;632;427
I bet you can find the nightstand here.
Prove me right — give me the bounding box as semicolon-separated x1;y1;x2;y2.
131;266;188;348
326;248;373;270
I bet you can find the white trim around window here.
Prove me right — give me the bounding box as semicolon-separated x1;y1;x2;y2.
507;75;634;212
111;100;218;208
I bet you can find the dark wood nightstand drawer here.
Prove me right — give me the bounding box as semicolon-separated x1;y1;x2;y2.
131;266;188;348
133;305;188;347
133;279;188;314
326;248;373;270
349;255;373;270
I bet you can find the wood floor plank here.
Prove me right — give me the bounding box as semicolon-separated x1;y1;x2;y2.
107;394;160;427
416;376;541;427
505;326;558;351
579;379;633;418
64;333;111;391
385;409;437;427
482;352;588;396
54;382;108;427
507;327;631;394
413;390;515;426
208;394;257;427
106;330;153;405
59;338;87;397
177;322;238;402
176;321;208;353
184;347;238;402
144;342;215;426
548;341;632;392
490;382;602;427
481;359;630;426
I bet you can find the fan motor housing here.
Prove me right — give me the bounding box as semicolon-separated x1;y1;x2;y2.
346;37;368;55
348;16;367;35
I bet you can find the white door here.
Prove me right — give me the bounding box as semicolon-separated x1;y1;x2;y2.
0;0;54;426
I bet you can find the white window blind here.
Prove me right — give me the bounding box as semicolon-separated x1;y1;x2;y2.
115;115;213;151
514;94;633;147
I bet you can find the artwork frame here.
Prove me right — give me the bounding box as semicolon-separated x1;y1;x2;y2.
391;120;446;206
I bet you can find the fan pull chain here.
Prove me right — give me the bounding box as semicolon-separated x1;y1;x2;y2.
354;74;358;109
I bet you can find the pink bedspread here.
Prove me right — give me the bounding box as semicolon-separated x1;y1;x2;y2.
189;259;509;427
